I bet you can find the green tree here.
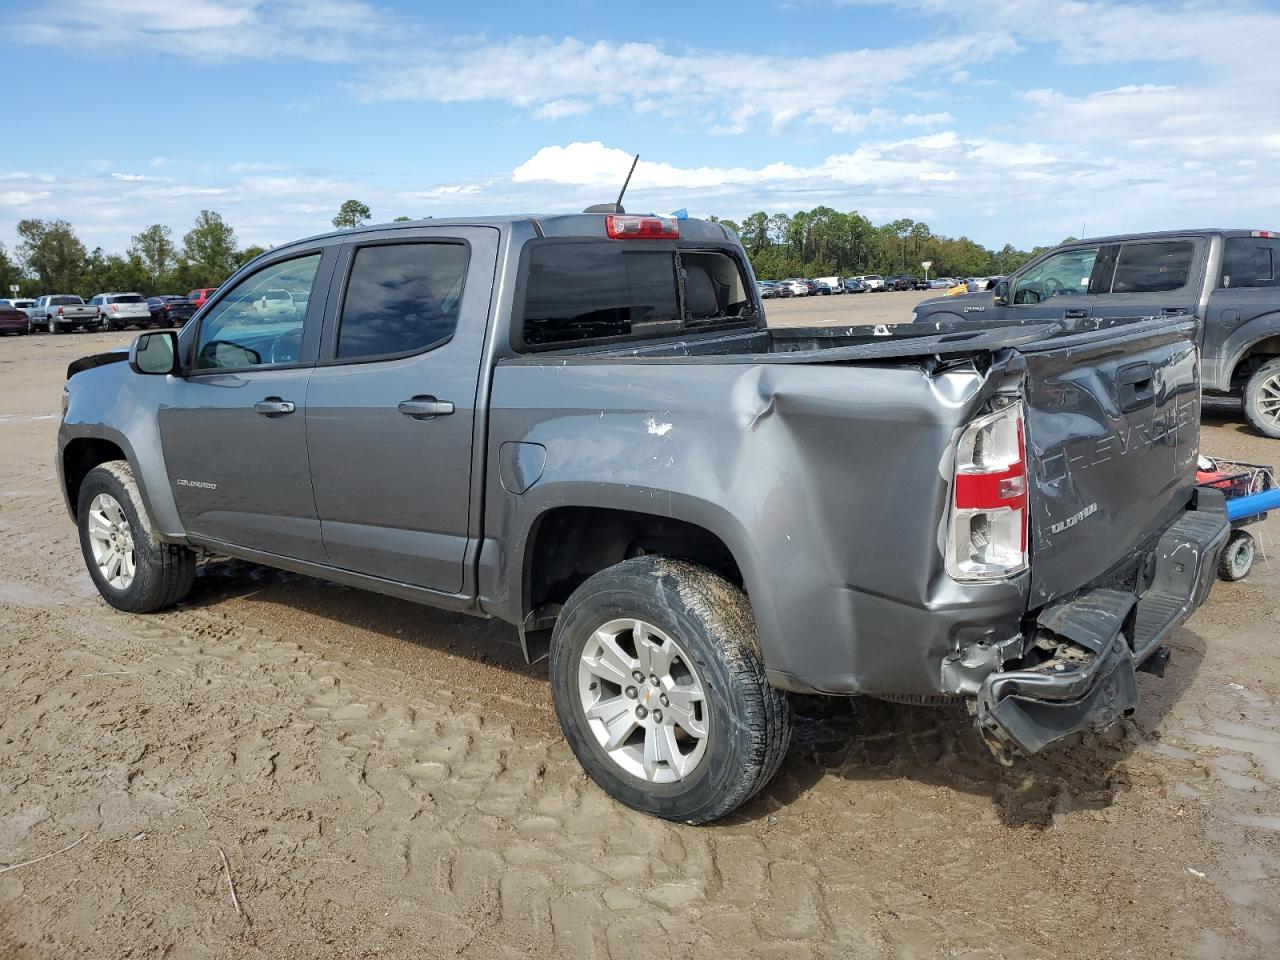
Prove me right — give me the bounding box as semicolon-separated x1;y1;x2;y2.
236;245;268;268
16;218;88;291
129;224;176;290
181;210;238;288
332;199;372;229
392;215;412;222
0;242;20;296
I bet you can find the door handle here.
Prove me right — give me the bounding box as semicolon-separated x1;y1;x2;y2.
1063;308;1088;319
1161;307;1187;315
398;397;454;419
253;397;296;416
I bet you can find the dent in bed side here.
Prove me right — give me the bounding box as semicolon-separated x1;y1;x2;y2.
481;353;1027;696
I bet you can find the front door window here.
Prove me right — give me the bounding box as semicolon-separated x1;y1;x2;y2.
1012;248;1099;305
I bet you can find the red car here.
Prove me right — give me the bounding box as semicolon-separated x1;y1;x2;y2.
186;288;218;310
0;301;30;335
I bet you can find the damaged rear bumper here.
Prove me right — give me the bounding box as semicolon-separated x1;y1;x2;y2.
974;489;1229;760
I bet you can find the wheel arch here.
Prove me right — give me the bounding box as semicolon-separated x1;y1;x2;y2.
514;500;765;666
1219;313;1280;391
59;426;181;541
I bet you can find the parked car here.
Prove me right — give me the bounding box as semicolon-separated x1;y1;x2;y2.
32;294;99;333
0;300;29;335
779;278;810;296
814;276;843;294
841;278;869;294
2;298;38;322
855;274;885;291
812;281;833;296
769;280;793;298
927;277;955;289
148;295;198;326
58;211;1229;823
186;288;218;309
756;281;777;300
89;293;153;331
913;278;930;291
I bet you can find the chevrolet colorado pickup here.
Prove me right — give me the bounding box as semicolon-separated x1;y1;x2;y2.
58;213;1229;823
912;229;1280;438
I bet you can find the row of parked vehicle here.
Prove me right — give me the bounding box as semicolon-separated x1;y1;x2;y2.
0;288;219;335
756;274;1003;298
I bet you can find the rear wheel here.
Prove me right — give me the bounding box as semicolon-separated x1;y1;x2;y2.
48;317;61;334
77;461;195;613
1218;530;1255;582
548;557;791;824
1244;358;1280;439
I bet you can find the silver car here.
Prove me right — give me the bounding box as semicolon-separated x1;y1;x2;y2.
90;292;154;331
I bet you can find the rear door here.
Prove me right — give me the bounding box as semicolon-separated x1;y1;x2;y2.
1203;234;1280;390
1020;317;1201;605
1088;237;1204;325
305;226;498;593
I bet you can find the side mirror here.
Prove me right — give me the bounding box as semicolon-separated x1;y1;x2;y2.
993;279;1010;305
129;330;179;375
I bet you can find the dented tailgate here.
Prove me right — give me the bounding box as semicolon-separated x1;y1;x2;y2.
1020;317;1201;606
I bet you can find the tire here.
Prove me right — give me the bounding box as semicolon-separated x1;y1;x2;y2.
548;557;791;824
48;317;61;334
1217;530;1255;582
76;460;196;613
1243;357;1280;439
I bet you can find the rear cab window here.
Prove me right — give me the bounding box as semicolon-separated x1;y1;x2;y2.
517;241;756;351
1221;237;1279;289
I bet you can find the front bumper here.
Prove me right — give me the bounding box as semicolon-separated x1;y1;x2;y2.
974;489;1229;759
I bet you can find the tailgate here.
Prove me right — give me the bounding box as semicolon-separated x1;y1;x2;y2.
1019;317;1201;606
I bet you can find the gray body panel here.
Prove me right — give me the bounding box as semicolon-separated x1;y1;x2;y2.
59;214;1220;709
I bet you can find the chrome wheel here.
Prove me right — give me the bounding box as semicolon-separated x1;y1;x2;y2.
86;492;136;590
577;618;708;784
1256;371;1280;429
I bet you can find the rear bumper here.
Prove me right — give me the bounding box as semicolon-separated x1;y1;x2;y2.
974;489;1229;758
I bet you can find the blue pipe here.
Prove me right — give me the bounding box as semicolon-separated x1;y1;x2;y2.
1226;487;1280;521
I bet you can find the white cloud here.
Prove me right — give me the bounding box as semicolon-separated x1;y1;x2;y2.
359;33;1018;133
16;0;395;61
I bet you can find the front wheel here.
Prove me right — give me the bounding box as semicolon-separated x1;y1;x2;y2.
77;461;196;613
1244;358;1280;439
548;557;791;823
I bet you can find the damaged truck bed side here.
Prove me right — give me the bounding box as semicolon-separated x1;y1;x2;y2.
59;213;1229;822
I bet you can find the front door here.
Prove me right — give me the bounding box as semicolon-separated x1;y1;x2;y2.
305;227;498;593
159;250;333;562
1003;244;1102;323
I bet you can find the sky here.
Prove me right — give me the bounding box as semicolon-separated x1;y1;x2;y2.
4;0;1279;254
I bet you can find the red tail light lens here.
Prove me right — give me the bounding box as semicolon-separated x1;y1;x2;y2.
946;401;1028;581
57;306;64;316
606;215;679;239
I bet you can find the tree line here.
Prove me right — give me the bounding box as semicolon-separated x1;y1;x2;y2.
0;201;1067;300
709;208;1067;280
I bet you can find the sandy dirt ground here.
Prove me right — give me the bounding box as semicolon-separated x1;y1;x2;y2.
2;303;1279;959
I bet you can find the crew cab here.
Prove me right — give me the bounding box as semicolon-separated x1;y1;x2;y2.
33;294;99;333
58;212;1229;823
912;230;1280;438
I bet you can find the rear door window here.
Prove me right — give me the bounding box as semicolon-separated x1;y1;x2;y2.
519;242;753;349
336;242;470;361
1108;241;1194;293
1221;237;1279;289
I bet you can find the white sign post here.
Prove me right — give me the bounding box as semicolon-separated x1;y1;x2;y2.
7;285;17;296
921;261;932;283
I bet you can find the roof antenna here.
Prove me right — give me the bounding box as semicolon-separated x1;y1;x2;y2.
584;153;639;214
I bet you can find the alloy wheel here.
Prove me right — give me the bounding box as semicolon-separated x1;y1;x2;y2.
86;492;136;590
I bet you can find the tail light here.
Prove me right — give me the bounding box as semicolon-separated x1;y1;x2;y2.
111;304;119;312
57;306;64;316
946;400;1028;581
606;215;679;239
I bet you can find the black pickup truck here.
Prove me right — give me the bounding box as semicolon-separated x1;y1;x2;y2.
58;213;1229;822
913;229;1280;437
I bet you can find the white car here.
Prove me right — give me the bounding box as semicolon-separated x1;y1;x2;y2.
850;275;885;291
780;279;810;296
90;292;154;330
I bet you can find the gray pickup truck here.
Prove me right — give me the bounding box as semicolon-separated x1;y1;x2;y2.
33;294;100;333
58;213;1229;822
912;229;1280;438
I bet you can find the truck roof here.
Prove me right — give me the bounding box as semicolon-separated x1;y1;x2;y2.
272;213;736;255
1075;228;1275;244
